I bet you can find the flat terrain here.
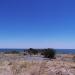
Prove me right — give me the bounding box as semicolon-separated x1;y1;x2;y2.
0;54;75;75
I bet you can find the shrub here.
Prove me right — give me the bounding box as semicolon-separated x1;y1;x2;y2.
23;53;27;55
72;55;75;62
41;48;56;59
28;48;38;55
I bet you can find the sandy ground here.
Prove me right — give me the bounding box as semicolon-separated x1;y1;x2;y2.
0;54;75;75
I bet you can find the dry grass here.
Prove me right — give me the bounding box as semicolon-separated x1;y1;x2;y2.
0;54;75;75
0;60;75;75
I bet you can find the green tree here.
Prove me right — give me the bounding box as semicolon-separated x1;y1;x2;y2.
41;48;56;59
28;48;38;55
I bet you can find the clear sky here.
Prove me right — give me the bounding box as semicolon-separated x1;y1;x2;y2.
0;0;75;49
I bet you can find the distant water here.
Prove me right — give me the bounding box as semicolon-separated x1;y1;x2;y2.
0;49;75;54
56;49;75;54
0;49;24;52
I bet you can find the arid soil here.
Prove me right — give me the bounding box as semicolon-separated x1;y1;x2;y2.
0;54;75;75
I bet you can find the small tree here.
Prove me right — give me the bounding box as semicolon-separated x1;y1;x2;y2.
42;48;56;59
28;48;38;55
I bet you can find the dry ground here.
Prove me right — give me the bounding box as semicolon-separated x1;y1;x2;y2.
0;54;75;75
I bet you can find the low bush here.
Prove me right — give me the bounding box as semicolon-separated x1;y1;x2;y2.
41;48;56;59
28;48;38;55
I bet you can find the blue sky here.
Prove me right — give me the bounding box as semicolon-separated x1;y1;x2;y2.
0;0;75;49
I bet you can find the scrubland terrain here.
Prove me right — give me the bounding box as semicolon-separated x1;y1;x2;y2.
0;54;75;75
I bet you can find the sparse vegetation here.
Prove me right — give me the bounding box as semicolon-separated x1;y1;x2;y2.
72;55;75;62
0;50;75;75
0;60;75;75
